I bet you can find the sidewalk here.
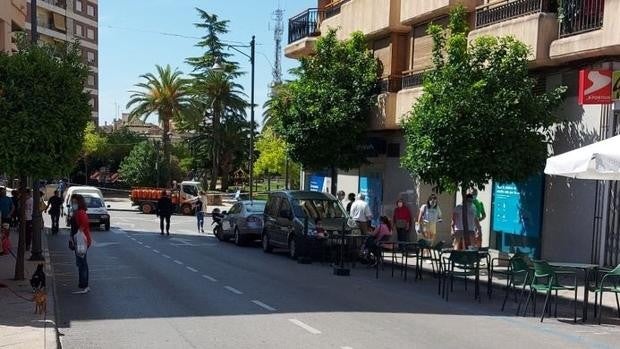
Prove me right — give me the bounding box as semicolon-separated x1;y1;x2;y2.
0;227;57;349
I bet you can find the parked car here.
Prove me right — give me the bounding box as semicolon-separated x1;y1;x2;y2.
262;191;348;259
82;194;111;231
216;200;267;245
62;186;107;228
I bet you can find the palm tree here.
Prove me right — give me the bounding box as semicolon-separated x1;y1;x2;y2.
127;64;190;186
262;83;292;129
191;70;247;190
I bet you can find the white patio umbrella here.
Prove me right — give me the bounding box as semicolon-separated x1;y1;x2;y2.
544;134;620;180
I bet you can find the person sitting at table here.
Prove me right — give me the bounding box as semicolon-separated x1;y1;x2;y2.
362;216;392;267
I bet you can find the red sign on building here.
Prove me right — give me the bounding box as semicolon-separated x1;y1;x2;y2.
579;69;613;105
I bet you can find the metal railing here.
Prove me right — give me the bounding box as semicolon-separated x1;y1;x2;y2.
475;0;554;28
288;8;324;44
378;75;402;93
324;0;351;19
401;71;426;90
560;0;605;37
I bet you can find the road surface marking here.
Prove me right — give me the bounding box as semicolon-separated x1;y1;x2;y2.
152;249;160;253
224;286;243;295
288;319;321;335
144;245;151;249
341;347;354;349
186;266;198;272
251;300;277;312
136;241;143;245
162;254;171;259
202;274;217;282
174;259;184;265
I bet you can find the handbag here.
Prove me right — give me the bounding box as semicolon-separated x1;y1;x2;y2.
74;230;88;256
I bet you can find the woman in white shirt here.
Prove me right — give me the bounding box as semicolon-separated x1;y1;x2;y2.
417;194;442;244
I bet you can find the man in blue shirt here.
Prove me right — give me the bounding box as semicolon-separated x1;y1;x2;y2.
0;187;15;225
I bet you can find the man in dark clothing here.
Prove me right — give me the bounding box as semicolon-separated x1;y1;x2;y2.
45;190;63;235
157;190;173;236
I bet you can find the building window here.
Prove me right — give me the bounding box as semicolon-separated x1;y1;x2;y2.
75;23;83;37
86;28;94;40
75;0;82;12
87;74;95;86
87;4;95;17
88;97;94;107
87;51;95;63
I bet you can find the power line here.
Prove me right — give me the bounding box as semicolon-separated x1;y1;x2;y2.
103;25;257;46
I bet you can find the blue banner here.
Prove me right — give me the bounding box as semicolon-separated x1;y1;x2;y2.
360;176;382;227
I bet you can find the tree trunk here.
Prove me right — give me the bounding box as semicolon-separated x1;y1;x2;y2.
330;165;337;195
220;171;230;192
13;177;27;280
211;106;220;192
267;173;271;192
29;179;44;261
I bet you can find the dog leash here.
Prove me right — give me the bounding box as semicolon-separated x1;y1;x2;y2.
0;283;34;302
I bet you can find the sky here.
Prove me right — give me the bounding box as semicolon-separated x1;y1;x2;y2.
99;0;315;126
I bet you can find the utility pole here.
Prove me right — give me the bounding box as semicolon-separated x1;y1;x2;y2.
249;36;255;200
29;0;45;262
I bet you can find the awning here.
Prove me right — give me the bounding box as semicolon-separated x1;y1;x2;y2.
544;134;620;180
52;13;67;32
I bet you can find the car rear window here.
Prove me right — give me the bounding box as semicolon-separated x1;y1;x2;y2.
246;203;266;212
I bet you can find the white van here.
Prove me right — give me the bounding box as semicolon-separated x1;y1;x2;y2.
63;186;110;230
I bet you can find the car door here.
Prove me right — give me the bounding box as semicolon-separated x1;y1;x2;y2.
222;203;239;236
264;196;280;241
275;198;293;246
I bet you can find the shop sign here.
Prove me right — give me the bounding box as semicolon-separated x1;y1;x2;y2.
579;69;612;105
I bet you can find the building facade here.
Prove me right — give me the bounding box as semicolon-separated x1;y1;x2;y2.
286;0;620;265
0;0;27;53
25;0;99;124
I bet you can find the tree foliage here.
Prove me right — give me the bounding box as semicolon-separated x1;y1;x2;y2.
276;30;380;192
401;6;566;193
0;38;91;178
119;141;182;187
254;127;300;178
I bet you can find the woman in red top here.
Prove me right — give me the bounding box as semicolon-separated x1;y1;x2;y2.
70;194;92;294
393;199;412;242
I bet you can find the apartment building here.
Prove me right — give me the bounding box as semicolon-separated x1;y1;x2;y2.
0;0;27;53
25;0;99;124
285;0;620;265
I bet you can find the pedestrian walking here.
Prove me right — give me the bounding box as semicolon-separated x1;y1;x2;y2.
417;194;442;244
392;199;412;242
57;179;66;199
195;191;205;233
0;187;15;227
471;189;486;247
157;190;173;236
451;193;480;250
10;189;19;227
349;193;372;234
345;193;356;214
45;190;63;235
68;194;92;294
24;189;33;251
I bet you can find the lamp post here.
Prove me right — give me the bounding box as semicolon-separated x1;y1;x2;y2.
212;36;256;199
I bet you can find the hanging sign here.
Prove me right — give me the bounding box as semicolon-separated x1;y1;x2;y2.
579;69;612;105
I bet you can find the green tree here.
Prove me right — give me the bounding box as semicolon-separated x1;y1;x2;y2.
104;127;147;171
126;64;190;187
0;38;90;279
80;122;108;184
262;83;292;129
276;30;380;194
401;7;565;234
254;127;300;190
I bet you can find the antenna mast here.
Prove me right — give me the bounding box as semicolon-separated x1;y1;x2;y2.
271;6;284;87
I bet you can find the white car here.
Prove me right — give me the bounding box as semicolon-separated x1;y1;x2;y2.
63;186;110;230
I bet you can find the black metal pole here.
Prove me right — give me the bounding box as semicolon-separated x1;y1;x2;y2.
31;0;38;43
249;36;255;200
333;220;350;276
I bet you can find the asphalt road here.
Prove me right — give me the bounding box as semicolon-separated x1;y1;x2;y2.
46;210;620;349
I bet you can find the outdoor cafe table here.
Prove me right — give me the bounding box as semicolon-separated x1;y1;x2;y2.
548;262;599;322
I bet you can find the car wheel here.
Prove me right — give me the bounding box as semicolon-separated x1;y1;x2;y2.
288;237;298;260
234;227;244;246
262;232;273;253
181;204;193;216
141;203;153;214
214;226;225;241
104;222;110;231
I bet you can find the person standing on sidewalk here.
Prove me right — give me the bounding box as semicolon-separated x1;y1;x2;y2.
350;193;372;234
0;187;14;226
45;190;63;235
470;189;486;247
194;191;205;233
451;194;480;250
392;199;412;242
157;190;173;236
24;189;33;252
345;193;356;215
417;194;442;244
69;194;92;293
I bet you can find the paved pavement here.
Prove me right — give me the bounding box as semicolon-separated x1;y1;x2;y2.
45;210;620;349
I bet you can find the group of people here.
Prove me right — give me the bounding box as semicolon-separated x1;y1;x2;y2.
336;188;487;256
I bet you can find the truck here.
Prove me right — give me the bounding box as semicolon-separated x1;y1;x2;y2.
130;181;202;216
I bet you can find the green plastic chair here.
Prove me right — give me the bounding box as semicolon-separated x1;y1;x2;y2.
441;250;483;301
593;264;620;324
500;255;531;315
524;261;577;323
490;250;531;298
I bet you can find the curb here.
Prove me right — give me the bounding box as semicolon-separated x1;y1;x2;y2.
42;231;62;349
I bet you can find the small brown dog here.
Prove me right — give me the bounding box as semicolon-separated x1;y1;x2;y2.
33;289;47;315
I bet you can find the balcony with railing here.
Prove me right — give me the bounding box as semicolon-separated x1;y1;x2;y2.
40;0;67;9
401;0;480;25
401;71;426;90
396;71;425;127
285;8;324;58
550;0;617;62
470;0;558;66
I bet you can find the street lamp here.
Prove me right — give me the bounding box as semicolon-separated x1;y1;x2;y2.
211;36;256;200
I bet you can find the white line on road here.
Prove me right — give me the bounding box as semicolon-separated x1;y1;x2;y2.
224;286;243;295
174;260;184;265
251;300;277;312
202;274;217;282
186;266;198;272
341;347;354;349
152;249;160;253
136;241;143;245
288;319;321;335
144;245;151;249
162;254;171;259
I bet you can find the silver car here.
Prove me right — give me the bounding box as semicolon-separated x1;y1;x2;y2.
219;200;266;246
